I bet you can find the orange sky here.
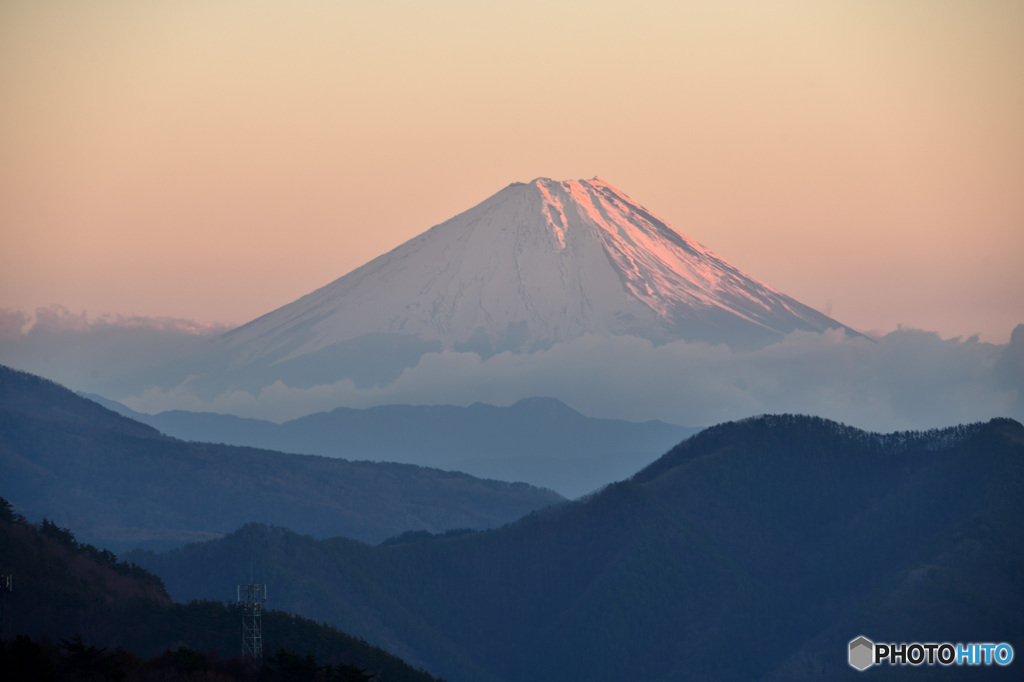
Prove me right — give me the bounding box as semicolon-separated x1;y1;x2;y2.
1;0;1021;342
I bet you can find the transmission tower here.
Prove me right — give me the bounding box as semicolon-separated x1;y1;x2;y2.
0;572;11;640
237;581;266;660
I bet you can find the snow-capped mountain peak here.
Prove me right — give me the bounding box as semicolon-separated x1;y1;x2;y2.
218;178;854;376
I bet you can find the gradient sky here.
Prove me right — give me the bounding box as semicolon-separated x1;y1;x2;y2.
2;0;1021;343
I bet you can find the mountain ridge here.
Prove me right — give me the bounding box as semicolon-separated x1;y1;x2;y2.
132;414;1024;681
0;506;442;680
82;392;697;498
0;365;564;552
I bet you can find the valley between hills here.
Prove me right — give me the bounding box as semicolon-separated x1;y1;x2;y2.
3;364;1022;681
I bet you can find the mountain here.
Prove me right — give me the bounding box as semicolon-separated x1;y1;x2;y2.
177;177;857;395
0;504;440;681
132;415;1024;682
0;365;563;552
85;393;698;498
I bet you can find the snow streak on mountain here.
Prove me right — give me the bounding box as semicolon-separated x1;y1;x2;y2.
221;178;852;369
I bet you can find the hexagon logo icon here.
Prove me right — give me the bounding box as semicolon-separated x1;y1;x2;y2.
849;636;874;671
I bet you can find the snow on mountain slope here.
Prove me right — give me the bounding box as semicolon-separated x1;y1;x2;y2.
219;178;853;368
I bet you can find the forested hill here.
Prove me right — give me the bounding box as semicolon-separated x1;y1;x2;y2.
134;415;1024;682
632;412;997;483
0;501;441;681
0;365;563;552
0;364;159;438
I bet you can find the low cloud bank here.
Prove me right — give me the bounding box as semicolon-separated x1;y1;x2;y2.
118;325;1022;433
3;306;1019;432
0;306;229;397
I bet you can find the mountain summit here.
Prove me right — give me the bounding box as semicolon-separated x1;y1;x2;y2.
221;178;852;370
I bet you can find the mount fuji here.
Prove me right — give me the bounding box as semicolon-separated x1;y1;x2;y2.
197;178;855;391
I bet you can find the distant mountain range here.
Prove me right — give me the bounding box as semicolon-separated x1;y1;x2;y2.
0;365;563;552
85;393;698;498
132;415;1024;682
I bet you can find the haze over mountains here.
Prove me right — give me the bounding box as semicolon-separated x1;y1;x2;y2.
7;362;1021;680
0;178;1020;432
0;366;562;552
87;393;697;499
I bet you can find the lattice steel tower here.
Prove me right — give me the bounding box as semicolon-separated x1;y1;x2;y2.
237;581;267;660
0;572;11;640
